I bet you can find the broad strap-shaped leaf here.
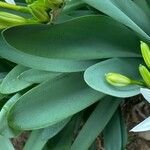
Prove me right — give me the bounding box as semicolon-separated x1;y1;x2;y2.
63;0;85;13
146;0;150;7
56;10;97;24
0;57;11;72
24;118;71;150
84;58;143;98
0;94;21;138
2;15;140;61
56;9;97;24
18;69;64;83
7;73;105;130
70;96;121;150
0;65;32;94
68;10;96;17
131;117;150;132
0;72;8;82
88;142;97;150
133;0;150;18
0;98;7;109
83;0;150;41
140;88;150;103
54;14;74;24
120;110;128;149
45;116;80;150
0;34;98;73
0;61;9;95
0;93;7;102
0;135;15;150
103;109;127;150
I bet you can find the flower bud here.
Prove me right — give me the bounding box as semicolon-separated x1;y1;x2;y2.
0;11;29;29
139;64;150;88
105;73;131;87
140;41;150;68
28;5;50;22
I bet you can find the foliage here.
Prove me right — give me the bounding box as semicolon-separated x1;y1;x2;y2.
0;0;150;149
105;41;150;132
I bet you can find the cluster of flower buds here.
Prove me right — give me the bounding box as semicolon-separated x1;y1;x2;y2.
0;0;65;29
105;41;150;88
0;11;30;29
27;0;64;23
28;4;50;23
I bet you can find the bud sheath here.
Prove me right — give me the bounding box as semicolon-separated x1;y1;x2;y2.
140;41;150;68
28;5;50;22
139;64;150;88
0;11;29;29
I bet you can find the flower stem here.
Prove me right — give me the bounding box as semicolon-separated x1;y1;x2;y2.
0;1;30;13
131;80;145;86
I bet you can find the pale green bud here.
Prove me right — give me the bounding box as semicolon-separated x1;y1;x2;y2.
28;5;50;22
0;11;29;29
105;73;131;87
139;64;150;88
140;41;150;68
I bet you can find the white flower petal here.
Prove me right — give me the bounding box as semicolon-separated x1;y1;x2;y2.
140;88;150;103
131;117;150;132
5;0;15;4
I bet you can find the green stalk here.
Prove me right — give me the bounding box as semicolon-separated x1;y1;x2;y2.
0;1;30;13
131;80;145;86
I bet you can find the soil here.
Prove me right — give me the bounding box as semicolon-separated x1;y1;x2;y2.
11;95;150;150
11;132;30;150
123;96;150;150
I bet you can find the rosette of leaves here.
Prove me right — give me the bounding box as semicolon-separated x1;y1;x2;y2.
104;36;150;132
0;0;150;149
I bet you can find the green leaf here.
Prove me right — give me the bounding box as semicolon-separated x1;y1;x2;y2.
103;109;127;150
0;58;12;71
45;116;79;150
0;34;97;72
54;14;73;24
2;15;140;61
18;69;64;83
71;96;121;150
0;65;32;94
7;73;105;130
83;0;150;41
88;141;97;150
63;0;85;13
146;0;150;7
24;118;71;150
0;94;21;138
68;10;96;17
133;0;150;18
120;110;128;149
56;10;96;24
18;69;63;83
0;98;7;109
0;135;15;150
84;58;143;98
0;94;6;101
0;72;8;82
